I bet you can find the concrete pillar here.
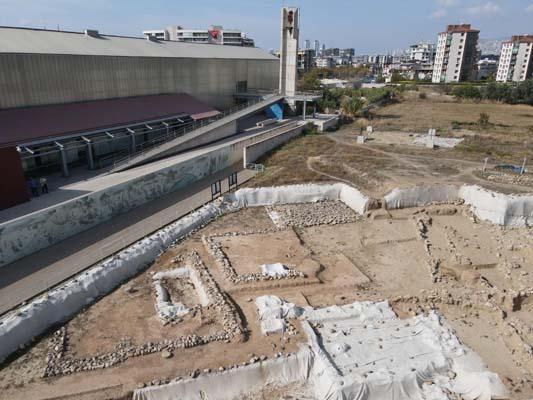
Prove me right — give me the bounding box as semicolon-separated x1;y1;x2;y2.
128;130;136;154
59;147;69;177
86;141;95;170
303;99;307;120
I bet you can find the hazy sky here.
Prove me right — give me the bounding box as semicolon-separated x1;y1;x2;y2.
1;0;532;53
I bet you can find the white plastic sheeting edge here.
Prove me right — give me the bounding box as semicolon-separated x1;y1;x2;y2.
230;183;369;215
133;346;314;400
459;185;533;227
384;184;533;228
0;183;368;364
383;184;460;210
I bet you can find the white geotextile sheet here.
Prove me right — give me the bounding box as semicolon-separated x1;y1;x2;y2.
383;185;461;210
261;262;289;277
153;281;190;320
256;295;303;335
383;184;533;228
460;185;533;227
133;346;314;400
230;183;369;215
305;303;508;400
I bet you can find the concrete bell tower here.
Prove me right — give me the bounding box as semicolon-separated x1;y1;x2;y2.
279;7;299;97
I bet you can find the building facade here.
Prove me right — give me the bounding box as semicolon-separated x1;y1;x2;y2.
143;25;255;47
496;35;533;82
432;24;479;83
409;42;436;64
0;27;278;111
477;57;498;80
314;40;320;55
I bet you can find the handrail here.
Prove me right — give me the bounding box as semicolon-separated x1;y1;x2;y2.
110;93;280;171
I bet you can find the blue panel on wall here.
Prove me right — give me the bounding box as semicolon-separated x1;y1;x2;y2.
265;101;283;120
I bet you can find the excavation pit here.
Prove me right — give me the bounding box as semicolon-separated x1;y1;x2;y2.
1;184;532;400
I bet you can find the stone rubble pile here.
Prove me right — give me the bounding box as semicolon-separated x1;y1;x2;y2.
202;235;305;284
481;171;533;187
412;214;442;283
266;200;358;229
43;252;243;378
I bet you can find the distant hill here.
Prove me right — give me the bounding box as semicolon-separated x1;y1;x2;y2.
478;38;505;55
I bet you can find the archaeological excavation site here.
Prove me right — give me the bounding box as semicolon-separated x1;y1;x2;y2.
0;181;532;400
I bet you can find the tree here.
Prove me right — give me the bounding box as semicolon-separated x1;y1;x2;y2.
390;72;403;83
341;97;364;118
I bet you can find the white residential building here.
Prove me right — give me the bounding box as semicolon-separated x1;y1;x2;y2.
432;24;479;83
143;25;254;47
409;42;436;64
316;57;334;68
477;58;499;80
496;35;533;82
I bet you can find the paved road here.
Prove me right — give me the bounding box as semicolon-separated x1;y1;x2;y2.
0;166;255;315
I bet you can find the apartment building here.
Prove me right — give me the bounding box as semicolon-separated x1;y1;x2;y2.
409;42;436;64
432;24;479;83
143;25;254;47
477;57;499;80
496;35;533;82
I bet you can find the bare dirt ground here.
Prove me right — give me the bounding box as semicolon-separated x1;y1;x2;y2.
1;202;532;399
1;92;532;400
248;91;533;197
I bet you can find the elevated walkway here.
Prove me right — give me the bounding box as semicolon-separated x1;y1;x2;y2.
110;94;284;172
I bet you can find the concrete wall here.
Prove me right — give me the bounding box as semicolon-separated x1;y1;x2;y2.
0;54;279;110
243;124;303;166
144;120;238;164
0;123;303;267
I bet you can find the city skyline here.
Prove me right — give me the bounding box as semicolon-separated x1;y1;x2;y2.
1;0;532;53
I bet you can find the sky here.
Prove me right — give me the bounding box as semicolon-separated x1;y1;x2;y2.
1;0;532;53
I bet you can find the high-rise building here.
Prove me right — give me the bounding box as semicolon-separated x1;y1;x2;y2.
432;24;479;83
496;35;533;82
143;25;255;47
304;39;311;49
314;40;320;54
409;42;436;64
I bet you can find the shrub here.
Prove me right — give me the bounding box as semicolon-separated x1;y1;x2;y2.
478;112;490;127
419;92;427;100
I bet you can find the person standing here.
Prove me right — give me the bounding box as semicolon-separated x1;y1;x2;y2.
30;177;39;197
40;176;49;194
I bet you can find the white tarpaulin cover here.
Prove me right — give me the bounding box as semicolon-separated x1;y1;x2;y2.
384;184;533;228
261;262;290;277
255;295;303;335
133;298;507;400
